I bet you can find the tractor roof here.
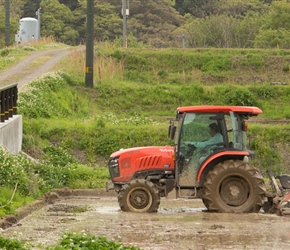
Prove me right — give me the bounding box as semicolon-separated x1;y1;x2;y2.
177;106;263;115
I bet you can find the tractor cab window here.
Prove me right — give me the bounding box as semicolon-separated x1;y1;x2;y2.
177;113;224;180
226;112;247;151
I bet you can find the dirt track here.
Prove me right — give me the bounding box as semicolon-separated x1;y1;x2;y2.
1;190;290;250
0;46;81;90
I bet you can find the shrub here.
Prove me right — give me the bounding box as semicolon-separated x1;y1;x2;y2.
0;235;30;250
50;232;140;250
219;87;257;106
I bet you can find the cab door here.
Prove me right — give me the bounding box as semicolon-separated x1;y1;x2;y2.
175;112;225;196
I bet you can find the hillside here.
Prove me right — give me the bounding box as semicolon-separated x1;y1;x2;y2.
3;45;286;175
1;45;290;171
0;44;290;223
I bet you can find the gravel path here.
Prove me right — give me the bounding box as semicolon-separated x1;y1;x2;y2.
0;47;81;90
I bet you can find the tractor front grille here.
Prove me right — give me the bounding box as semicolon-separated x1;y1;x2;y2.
137;155;162;169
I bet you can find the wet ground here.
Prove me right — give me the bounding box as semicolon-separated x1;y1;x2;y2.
1;191;290;250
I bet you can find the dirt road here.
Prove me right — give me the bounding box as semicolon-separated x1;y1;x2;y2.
0;46;81;90
1;191;290;250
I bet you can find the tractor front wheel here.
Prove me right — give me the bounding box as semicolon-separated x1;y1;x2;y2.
118;179;160;213
203;160;266;213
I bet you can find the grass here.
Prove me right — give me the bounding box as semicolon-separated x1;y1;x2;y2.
0;232;141;250
0;187;34;217
50;232;141;250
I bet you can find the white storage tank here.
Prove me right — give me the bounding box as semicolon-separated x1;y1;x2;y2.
15;17;39;44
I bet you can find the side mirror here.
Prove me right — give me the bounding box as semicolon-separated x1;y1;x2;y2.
168;123;176;139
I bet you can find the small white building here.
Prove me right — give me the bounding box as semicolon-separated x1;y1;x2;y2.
15;17;39;44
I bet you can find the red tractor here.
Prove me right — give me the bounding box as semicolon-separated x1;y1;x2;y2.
106;106;290;214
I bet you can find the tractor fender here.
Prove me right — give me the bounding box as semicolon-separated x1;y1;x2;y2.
196;151;250;185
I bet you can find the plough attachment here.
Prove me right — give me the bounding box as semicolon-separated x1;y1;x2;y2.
264;171;290;216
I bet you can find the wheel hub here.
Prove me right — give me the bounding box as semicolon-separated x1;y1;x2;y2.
220;177;249;206
129;190;149;209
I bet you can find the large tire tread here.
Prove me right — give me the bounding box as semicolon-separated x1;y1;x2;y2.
203;160;265;213
118;179;160;213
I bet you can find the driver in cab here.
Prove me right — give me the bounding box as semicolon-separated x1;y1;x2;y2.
185;123;223;151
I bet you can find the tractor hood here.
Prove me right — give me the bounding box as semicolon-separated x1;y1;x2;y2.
109;146;174;182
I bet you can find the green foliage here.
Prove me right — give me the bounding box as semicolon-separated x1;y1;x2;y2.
0;235;30;250
66;165;110;189
218;87;258;106
0;187;34;217
247;124;290;173
40;0;80;45
253;1;290;49
34;162;109;190
3;0;290;49
50;232;140;250
109;48;290;85
0;232;140;250
43;146;77;167
249;85;276;99
0;148;36;196
18;72;90;119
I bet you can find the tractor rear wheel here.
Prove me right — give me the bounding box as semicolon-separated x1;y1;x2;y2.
118;179;160;213
203;160;266;213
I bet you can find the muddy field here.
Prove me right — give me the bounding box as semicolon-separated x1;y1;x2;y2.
1;190;290;250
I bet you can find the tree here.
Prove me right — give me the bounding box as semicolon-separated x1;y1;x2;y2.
174;0;268;18
40;0;79;45
0;0;25;48
94;0;184;47
59;0;80;11
76;1;122;43
176;11;261;48
22;0;41;18
254;1;290;48
127;0;185;47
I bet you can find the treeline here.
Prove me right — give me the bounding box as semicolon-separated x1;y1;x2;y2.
0;0;290;48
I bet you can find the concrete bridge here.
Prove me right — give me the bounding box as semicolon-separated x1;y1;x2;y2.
0;84;22;154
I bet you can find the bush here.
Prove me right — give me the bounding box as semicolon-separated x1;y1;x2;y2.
217;87;258;106
0;148;36;195
0;235;30;250
50;232;141;250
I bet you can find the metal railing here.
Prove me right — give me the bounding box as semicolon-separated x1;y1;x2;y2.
0;83;18;122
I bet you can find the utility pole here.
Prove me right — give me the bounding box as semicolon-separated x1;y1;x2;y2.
5;0;10;46
182;34;185;48
85;0;94;88
36;8;41;40
122;0;129;48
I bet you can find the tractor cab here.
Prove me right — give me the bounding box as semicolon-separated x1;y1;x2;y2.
169;106;262;198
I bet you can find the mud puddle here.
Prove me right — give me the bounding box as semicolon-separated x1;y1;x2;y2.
1;194;290;250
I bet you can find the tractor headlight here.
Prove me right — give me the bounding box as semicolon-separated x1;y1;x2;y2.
108;157;120;178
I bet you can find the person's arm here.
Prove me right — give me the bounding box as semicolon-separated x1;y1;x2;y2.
186;134;223;149
192;137;215;148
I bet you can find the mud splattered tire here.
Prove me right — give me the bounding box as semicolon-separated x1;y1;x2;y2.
203;160;266;213
118;179;160;213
